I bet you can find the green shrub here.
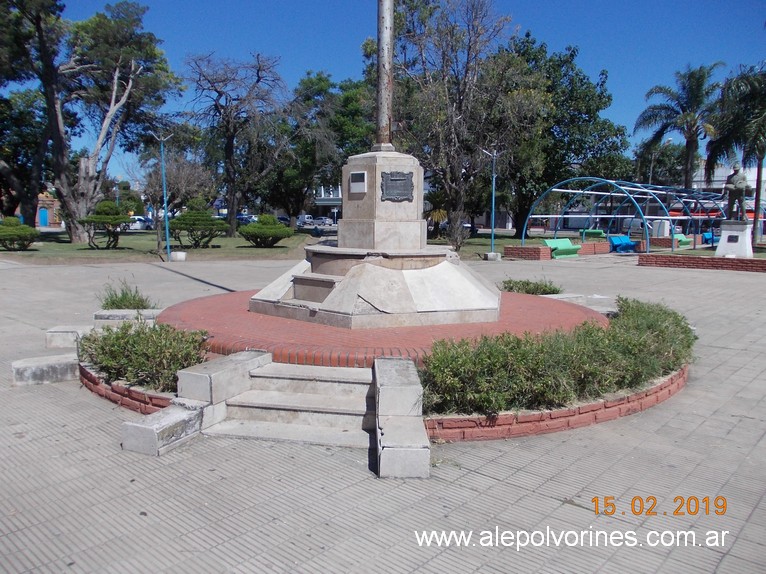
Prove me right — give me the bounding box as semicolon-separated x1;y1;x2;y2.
169;211;228;248
80;201;130;249
0;217;40;250
239;215;294;247
78;321;207;393
501;278;562;295
421;297;696;416
99;279;157;310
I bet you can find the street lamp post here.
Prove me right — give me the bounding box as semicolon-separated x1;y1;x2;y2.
150;132;173;261
481;148;502;254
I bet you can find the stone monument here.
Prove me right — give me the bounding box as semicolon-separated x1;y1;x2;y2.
249;0;500;328
716;163;754;258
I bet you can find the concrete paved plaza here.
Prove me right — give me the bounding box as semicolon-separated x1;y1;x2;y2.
1;254;764;573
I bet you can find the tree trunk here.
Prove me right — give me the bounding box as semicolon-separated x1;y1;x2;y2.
684;138;697;190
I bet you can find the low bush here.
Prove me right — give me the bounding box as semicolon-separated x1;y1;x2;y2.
501;278;562;295
421;297;695;416
0;216;40;250
239;214;294;247
78;321;207;393
99;278;157;310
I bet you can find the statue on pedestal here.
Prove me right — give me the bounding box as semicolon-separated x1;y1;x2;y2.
724;163;751;221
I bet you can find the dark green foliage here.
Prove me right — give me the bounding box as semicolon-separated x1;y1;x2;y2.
0;216;39;250
238;215;294;247
98;279;157;310
80;201;130;249
501;278;562;295
168;211;228;248
78;321;208;393
421;297;696;416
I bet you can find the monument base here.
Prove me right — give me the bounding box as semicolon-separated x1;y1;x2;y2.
715;220;753;258
249;244;501;329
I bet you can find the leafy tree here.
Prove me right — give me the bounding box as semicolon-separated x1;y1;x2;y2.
0;90;49;221
706;65;766;239
633;140;686;186
262;72;342;223
7;0;181;243
634;63;723;190
238;213;294;247
394;0;546;249
506;33;630;237
187;52;289;236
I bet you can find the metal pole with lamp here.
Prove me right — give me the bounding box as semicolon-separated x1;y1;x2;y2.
481;148;502;255
150;132;173;261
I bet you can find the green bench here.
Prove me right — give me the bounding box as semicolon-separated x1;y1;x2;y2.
674;233;692;247
543;238;582;259
580;229;606;240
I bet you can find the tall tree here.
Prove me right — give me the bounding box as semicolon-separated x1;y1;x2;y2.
187;52;287;236
0;90;49;221
7;0;181;242
634;63;723;190
394;0;545;249
503;33;629;236
706;65;766;239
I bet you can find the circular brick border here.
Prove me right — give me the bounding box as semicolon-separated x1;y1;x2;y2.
425;365;688;442
79;363;174;415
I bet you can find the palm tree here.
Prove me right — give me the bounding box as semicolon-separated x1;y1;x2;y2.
634;63;723;190
706;65;766;241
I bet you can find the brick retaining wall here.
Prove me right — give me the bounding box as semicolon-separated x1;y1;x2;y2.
79;363;173;414
425;366;688;442
638;254;766;273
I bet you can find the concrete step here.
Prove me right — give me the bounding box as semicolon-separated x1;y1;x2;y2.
226;389;376;430
249;362;372;397
292;272;342;303
204;419;372;449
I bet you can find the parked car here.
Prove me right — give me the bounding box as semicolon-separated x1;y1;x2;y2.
126;216;153;231
236;214;258;226
315;216;334;226
296;214;314;227
277;215;290;226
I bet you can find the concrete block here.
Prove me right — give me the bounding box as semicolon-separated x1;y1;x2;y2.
45;325;94;348
12;353;79;385
375;358;423;416
121;405;202;456
93;308;163;328
482;252;502;261
177;351;271;404
376;415;430;479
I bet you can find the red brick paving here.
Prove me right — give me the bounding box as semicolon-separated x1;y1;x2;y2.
158;291;609;368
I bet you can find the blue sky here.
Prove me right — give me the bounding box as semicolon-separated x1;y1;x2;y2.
63;0;765;170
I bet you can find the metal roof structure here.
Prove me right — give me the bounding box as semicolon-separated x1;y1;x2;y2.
519;177;759;252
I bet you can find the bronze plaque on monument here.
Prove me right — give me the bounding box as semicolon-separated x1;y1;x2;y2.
381;171;414;202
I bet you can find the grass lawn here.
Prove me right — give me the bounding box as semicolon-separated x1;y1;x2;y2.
0;228;313;264
427;232;550;259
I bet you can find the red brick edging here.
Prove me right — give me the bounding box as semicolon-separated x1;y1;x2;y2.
425;365;688;442
638;253;766;273
79;363;173;414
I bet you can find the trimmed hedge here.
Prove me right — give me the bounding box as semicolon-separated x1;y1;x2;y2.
420;297;696;416
0;216;40;250
238;214;294;247
169;211;228;248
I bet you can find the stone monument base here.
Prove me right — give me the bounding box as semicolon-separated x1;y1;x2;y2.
715;220;753;258
249;243;501;329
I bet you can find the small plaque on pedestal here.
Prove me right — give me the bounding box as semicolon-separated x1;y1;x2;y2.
715;220;753;258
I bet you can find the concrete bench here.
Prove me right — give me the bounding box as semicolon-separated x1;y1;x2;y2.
580;229;606;240
543;238;582;259
608;235;638;253
674;233;692;247
702;232;719;245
